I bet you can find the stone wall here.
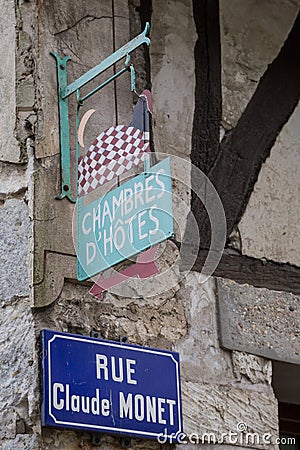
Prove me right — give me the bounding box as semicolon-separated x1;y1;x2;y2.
0;0;37;447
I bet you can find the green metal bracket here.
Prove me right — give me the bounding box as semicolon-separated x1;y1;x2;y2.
52;23;151;202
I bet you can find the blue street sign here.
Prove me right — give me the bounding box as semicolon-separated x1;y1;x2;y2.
76;158;173;281
41;330;183;441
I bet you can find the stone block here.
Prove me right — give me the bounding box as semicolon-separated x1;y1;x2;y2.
114;12;132;125
32;157;76;288
33;253;76;308
16;31;34;81
0;0;20;163
231;351;272;385
18;31;32;53
35;277;187;348
220;0;300;128
0;198;30;300
0;411;16;439
172;275;279;447
16;78;35;110
217;278;300;364
0;297;36;441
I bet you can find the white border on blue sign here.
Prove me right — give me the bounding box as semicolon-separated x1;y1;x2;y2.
47;334;182;439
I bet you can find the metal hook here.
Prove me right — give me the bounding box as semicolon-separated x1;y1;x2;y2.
129;65;136;93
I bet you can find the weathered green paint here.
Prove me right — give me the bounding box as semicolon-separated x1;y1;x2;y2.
51;52;75;202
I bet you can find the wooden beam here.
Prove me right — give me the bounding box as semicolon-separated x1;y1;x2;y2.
180;248;300;296
191;0;221;176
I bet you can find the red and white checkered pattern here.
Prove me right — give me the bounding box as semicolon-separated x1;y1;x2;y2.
78;125;150;197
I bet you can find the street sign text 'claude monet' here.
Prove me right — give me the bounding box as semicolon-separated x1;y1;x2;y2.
41;330;183;441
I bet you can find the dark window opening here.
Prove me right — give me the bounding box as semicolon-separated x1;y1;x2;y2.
272;361;300;449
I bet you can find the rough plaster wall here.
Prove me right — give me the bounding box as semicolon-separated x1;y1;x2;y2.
220;0;300;129
238;102;300;266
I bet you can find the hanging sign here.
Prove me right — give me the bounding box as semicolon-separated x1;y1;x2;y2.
41;330;183;441
76;90;174;284
76;157;173;281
